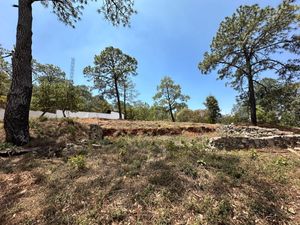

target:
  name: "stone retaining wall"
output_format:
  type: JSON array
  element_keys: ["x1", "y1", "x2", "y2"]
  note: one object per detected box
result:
[
  {"x1": 209, "y1": 135, "x2": 300, "y2": 150},
  {"x1": 210, "y1": 125, "x2": 300, "y2": 150}
]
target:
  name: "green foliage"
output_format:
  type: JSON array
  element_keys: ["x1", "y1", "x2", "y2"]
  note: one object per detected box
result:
[
  {"x1": 31, "y1": 62, "x2": 66, "y2": 113},
  {"x1": 234, "y1": 78, "x2": 300, "y2": 126},
  {"x1": 38, "y1": 116, "x2": 48, "y2": 122},
  {"x1": 180, "y1": 163, "x2": 198, "y2": 179},
  {"x1": 256, "y1": 105, "x2": 278, "y2": 124},
  {"x1": 206, "y1": 199, "x2": 233, "y2": 225},
  {"x1": 0, "y1": 46, "x2": 11, "y2": 100},
  {"x1": 31, "y1": 62, "x2": 87, "y2": 115},
  {"x1": 120, "y1": 79, "x2": 138, "y2": 119},
  {"x1": 110, "y1": 208, "x2": 126, "y2": 222},
  {"x1": 39, "y1": 0, "x2": 136, "y2": 28},
  {"x1": 274, "y1": 157, "x2": 289, "y2": 167},
  {"x1": 250, "y1": 150, "x2": 258, "y2": 160},
  {"x1": 68, "y1": 155, "x2": 86, "y2": 170},
  {"x1": 84, "y1": 46, "x2": 138, "y2": 119},
  {"x1": 204, "y1": 95, "x2": 221, "y2": 124},
  {"x1": 177, "y1": 108, "x2": 208, "y2": 123},
  {"x1": 153, "y1": 76, "x2": 190, "y2": 122},
  {"x1": 219, "y1": 114, "x2": 235, "y2": 125},
  {"x1": 31, "y1": 80, "x2": 57, "y2": 114},
  {"x1": 0, "y1": 70, "x2": 10, "y2": 97},
  {"x1": 0, "y1": 142, "x2": 14, "y2": 151},
  {"x1": 126, "y1": 101, "x2": 152, "y2": 120},
  {"x1": 231, "y1": 102, "x2": 250, "y2": 124},
  {"x1": 55, "y1": 81, "x2": 83, "y2": 114},
  {"x1": 199, "y1": 0, "x2": 300, "y2": 125},
  {"x1": 76, "y1": 86, "x2": 112, "y2": 113}
]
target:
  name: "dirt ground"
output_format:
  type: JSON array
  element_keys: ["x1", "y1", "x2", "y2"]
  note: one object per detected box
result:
[{"x1": 0, "y1": 118, "x2": 299, "y2": 225}]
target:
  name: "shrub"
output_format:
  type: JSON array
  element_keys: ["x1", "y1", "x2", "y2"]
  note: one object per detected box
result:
[
  {"x1": 38, "y1": 116, "x2": 48, "y2": 122},
  {"x1": 250, "y1": 150, "x2": 258, "y2": 160},
  {"x1": 177, "y1": 108, "x2": 208, "y2": 123},
  {"x1": 68, "y1": 155, "x2": 86, "y2": 170}
]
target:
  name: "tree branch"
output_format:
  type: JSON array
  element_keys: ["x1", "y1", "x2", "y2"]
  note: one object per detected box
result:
[
  {"x1": 253, "y1": 79, "x2": 269, "y2": 93},
  {"x1": 0, "y1": 53, "x2": 12, "y2": 59},
  {"x1": 219, "y1": 60, "x2": 248, "y2": 75}
]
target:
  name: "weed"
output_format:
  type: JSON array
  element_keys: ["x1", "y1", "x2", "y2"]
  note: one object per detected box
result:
[
  {"x1": 61, "y1": 117, "x2": 75, "y2": 124},
  {"x1": 185, "y1": 196, "x2": 203, "y2": 213},
  {"x1": 156, "y1": 208, "x2": 171, "y2": 225},
  {"x1": 0, "y1": 142, "x2": 13, "y2": 150},
  {"x1": 181, "y1": 163, "x2": 198, "y2": 179},
  {"x1": 135, "y1": 184, "x2": 154, "y2": 206},
  {"x1": 110, "y1": 208, "x2": 126, "y2": 222},
  {"x1": 250, "y1": 149, "x2": 258, "y2": 160},
  {"x1": 206, "y1": 198, "x2": 233, "y2": 225},
  {"x1": 68, "y1": 155, "x2": 86, "y2": 170},
  {"x1": 66, "y1": 125, "x2": 77, "y2": 136},
  {"x1": 274, "y1": 157, "x2": 289, "y2": 166},
  {"x1": 38, "y1": 116, "x2": 48, "y2": 122},
  {"x1": 197, "y1": 159, "x2": 206, "y2": 166},
  {"x1": 166, "y1": 140, "x2": 178, "y2": 152},
  {"x1": 29, "y1": 119, "x2": 39, "y2": 129}
]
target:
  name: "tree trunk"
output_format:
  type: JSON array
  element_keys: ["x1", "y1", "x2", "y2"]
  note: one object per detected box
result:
[
  {"x1": 4, "y1": 0, "x2": 33, "y2": 146},
  {"x1": 62, "y1": 110, "x2": 66, "y2": 118},
  {"x1": 40, "y1": 111, "x2": 46, "y2": 117},
  {"x1": 166, "y1": 85, "x2": 175, "y2": 122},
  {"x1": 123, "y1": 85, "x2": 127, "y2": 120},
  {"x1": 114, "y1": 77, "x2": 122, "y2": 119},
  {"x1": 248, "y1": 75, "x2": 257, "y2": 126},
  {"x1": 169, "y1": 107, "x2": 175, "y2": 122}
]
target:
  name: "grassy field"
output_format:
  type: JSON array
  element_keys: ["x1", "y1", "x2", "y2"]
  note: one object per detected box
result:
[{"x1": 0, "y1": 118, "x2": 299, "y2": 224}]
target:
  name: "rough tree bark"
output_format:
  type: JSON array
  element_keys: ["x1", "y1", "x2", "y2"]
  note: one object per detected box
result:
[
  {"x1": 248, "y1": 75, "x2": 257, "y2": 126},
  {"x1": 114, "y1": 75, "x2": 122, "y2": 119},
  {"x1": 166, "y1": 86, "x2": 175, "y2": 122},
  {"x1": 169, "y1": 105, "x2": 175, "y2": 122},
  {"x1": 123, "y1": 84, "x2": 127, "y2": 120},
  {"x1": 4, "y1": 0, "x2": 33, "y2": 145},
  {"x1": 246, "y1": 56, "x2": 257, "y2": 126}
]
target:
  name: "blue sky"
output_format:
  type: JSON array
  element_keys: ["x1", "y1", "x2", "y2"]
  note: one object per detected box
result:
[{"x1": 0, "y1": 0, "x2": 286, "y2": 113}]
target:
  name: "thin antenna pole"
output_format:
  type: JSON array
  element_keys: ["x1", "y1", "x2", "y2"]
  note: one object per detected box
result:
[{"x1": 70, "y1": 57, "x2": 75, "y2": 82}]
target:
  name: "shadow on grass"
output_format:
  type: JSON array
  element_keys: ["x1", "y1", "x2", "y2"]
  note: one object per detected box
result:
[
  {"x1": 0, "y1": 137, "x2": 293, "y2": 224},
  {"x1": 200, "y1": 152, "x2": 290, "y2": 224}
]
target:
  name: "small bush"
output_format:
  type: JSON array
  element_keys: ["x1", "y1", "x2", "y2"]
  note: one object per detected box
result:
[
  {"x1": 181, "y1": 164, "x2": 197, "y2": 179},
  {"x1": 274, "y1": 157, "x2": 288, "y2": 167},
  {"x1": 0, "y1": 142, "x2": 13, "y2": 151},
  {"x1": 62, "y1": 117, "x2": 75, "y2": 124},
  {"x1": 39, "y1": 116, "x2": 48, "y2": 122},
  {"x1": 250, "y1": 150, "x2": 258, "y2": 160},
  {"x1": 68, "y1": 155, "x2": 86, "y2": 170},
  {"x1": 110, "y1": 208, "x2": 126, "y2": 222}
]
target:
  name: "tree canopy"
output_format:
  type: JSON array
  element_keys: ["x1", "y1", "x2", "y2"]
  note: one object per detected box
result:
[
  {"x1": 84, "y1": 46, "x2": 138, "y2": 119},
  {"x1": 236, "y1": 78, "x2": 300, "y2": 126},
  {"x1": 153, "y1": 76, "x2": 190, "y2": 122},
  {"x1": 4, "y1": 0, "x2": 136, "y2": 145},
  {"x1": 204, "y1": 95, "x2": 221, "y2": 124},
  {"x1": 199, "y1": 0, "x2": 300, "y2": 125},
  {"x1": 38, "y1": 0, "x2": 136, "y2": 27}
]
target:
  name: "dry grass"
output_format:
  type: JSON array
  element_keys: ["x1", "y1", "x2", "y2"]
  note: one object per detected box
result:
[
  {"x1": 0, "y1": 119, "x2": 299, "y2": 224},
  {"x1": 76, "y1": 118, "x2": 219, "y2": 137}
]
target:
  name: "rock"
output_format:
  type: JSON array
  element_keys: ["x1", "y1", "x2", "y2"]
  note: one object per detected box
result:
[
  {"x1": 88, "y1": 124, "x2": 104, "y2": 141},
  {"x1": 208, "y1": 125, "x2": 300, "y2": 150}
]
